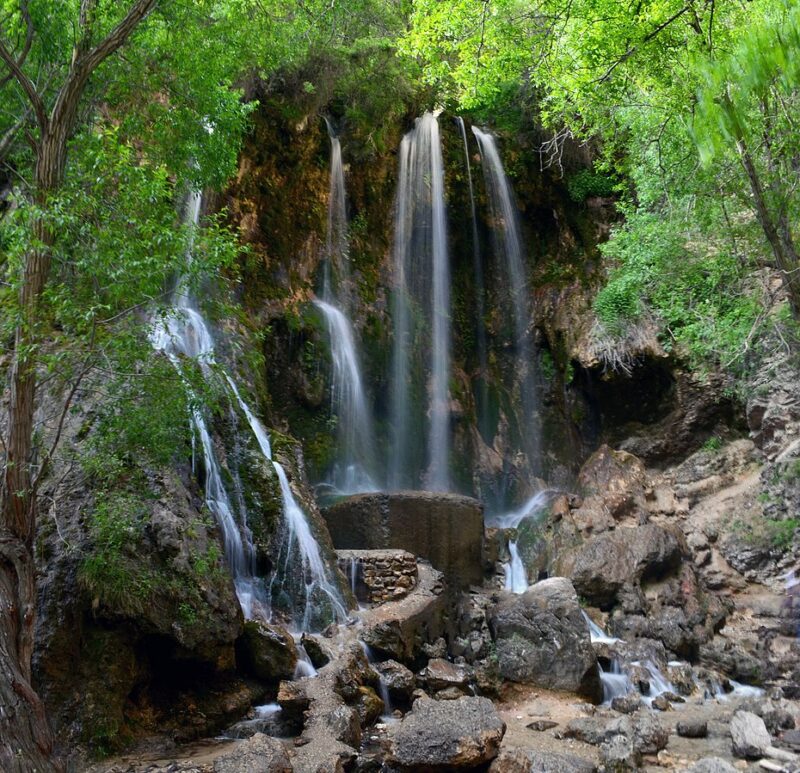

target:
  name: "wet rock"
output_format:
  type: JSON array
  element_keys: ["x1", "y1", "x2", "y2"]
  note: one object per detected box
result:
[
  {"x1": 387, "y1": 696, "x2": 505, "y2": 769},
  {"x1": 301, "y1": 633, "x2": 332, "y2": 669},
  {"x1": 327, "y1": 704, "x2": 361, "y2": 747},
  {"x1": 651, "y1": 694, "x2": 672, "y2": 711},
  {"x1": 373, "y1": 660, "x2": 415, "y2": 703},
  {"x1": 354, "y1": 686, "x2": 384, "y2": 726},
  {"x1": 600, "y1": 734, "x2": 641, "y2": 771},
  {"x1": 277, "y1": 680, "x2": 309, "y2": 721},
  {"x1": 213, "y1": 732, "x2": 292, "y2": 772},
  {"x1": 611, "y1": 695, "x2": 641, "y2": 715},
  {"x1": 488, "y1": 748, "x2": 596, "y2": 772},
  {"x1": 677, "y1": 719, "x2": 708, "y2": 738},
  {"x1": 419, "y1": 658, "x2": 472, "y2": 694},
  {"x1": 686, "y1": 758, "x2": 738, "y2": 773},
  {"x1": 730, "y1": 710, "x2": 772, "y2": 759},
  {"x1": 487, "y1": 577, "x2": 602, "y2": 701},
  {"x1": 237, "y1": 621, "x2": 297, "y2": 682}
]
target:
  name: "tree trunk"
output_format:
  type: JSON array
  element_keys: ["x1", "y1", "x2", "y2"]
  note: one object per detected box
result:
[
  {"x1": 0, "y1": 132, "x2": 66, "y2": 773},
  {"x1": 737, "y1": 139, "x2": 800, "y2": 317}
]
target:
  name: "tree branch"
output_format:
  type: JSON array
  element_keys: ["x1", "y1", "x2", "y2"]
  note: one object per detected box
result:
[
  {"x1": 0, "y1": 32, "x2": 46, "y2": 134},
  {"x1": 0, "y1": 0, "x2": 34, "y2": 89},
  {"x1": 50, "y1": 0, "x2": 159, "y2": 130},
  {"x1": 596, "y1": 4, "x2": 693, "y2": 84}
]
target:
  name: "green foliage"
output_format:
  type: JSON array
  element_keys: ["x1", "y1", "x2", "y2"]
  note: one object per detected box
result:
[
  {"x1": 567, "y1": 168, "x2": 617, "y2": 202},
  {"x1": 702, "y1": 436, "x2": 723, "y2": 453},
  {"x1": 79, "y1": 492, "x2": 155, "y2": 612}
]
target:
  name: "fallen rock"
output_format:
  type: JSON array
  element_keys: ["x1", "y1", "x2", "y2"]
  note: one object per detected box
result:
[
  {"x1": 569, "y1": 525, "x2": 683, "y2": 607},
  {"x1": 611, "y1": 695, "x2": 640, "y2": 715},
  {"x1": 487, "y1": 578, "x2": 602, "y2": 701},
  {"x1": 388, "y1": 696, "x2": 505, "y2": 769},
  {"x1": 419, "y1": 658, "x2": 472, "y2": 694},
  {"x1": 677, "y1": 719, "x2": 708, "y2": 738},
  {"x1": 633, "y1": 712, "x2": 669, "y2": 754},
  {"x1": 489, "y1": 748, "x2": 596, "y2": 772},
  {"x1": 527, "y1": 719, "x2": 558, "y2": 731},
  {"x1": 213, "y1": 732, "x2": 292, "y2": 772},
  {"x1": 373, "y1": 659, "x2": 415, "y2": 703},
  {"x1": 600, "y1": 733, "x2": 641, "y2": 771},
  {"x1": 236, "y1": 621, "x2": 298, "y2": 682},
  {"x1": 730, "y1": 710, "x2": 772, "y2": 759}
]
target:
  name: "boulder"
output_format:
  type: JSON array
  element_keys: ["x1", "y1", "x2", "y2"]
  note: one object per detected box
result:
[
  {"x1": 489, "y1": 748, "x2": 596, "y2": 772},
  {"x1": 632, "y1": 712, "x2": 669, "y2": 754},
  {"x1": 213, "y1": 732, "x2": 292, "y2": 772},
  {"x1": 578, "y1": 445, "x2": 648, "y2": 520},
  {"x1": 569, "y1": 525, "x2": 683, "y2": 607},
  {"x1": 677, "y1": 719, "x2": 708, "y2": 738},
  {"x1": 419, "y1": 658, "x2": 472, "y2": 694},
  {"x1": 237, "y1": 621, "x2": 297, "y2": 682},
  {"x1": 487, "y1": 578, "x2": 602, "y2": 701},
  {"x1": 323, "y1": 492, "x2": 484, "y2": 588},
  {"x1": 373, "y1": 660, "x2": 416, "y2": 703},
  {"x1": 354, "y1": 686, "x2": 384, "y2": 726},
  {"x1": 388, "y1": 696, "x2": 505, "y2": 769},
  {"x1": 600, "y1": 734, "x2": 641, "y2": 771},
  {"x1": 730, "y1": 710, "x2": 771, "y2": 759}
]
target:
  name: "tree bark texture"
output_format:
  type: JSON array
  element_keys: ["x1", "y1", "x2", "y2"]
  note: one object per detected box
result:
[{"x1": 1, "y1": 3, "x2": 159, "y2": 769}]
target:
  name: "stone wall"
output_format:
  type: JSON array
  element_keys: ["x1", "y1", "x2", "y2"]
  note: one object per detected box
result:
[
  {"x1": 324, "y1": 492, "x2": 485, "y2": 589},
  {"x1": 337, "y1": 549, "x2": 418, "y2": 604}
]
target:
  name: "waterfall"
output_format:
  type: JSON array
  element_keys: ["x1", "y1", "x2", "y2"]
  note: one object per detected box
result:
[
  {"x1": 323, "y1": 118, "x2": 348, "y2": 304},
  {"x1": 456, "y1": 118, "x2": 490, "y2": 441},
  {"x1": 582, "y1": 611, "x2": 621, "y2": 644},
  {"x1": 472, "y1": 127, "x2": 540, "y2": 475},
  {"x1": 315, "y1": 125, "x2": 379, "y2": 495},
  {"x1": 152, "y1": 191, "x2": 346, "y2": 632},
  {"x1": 503, "y1": 541, "x2": 528, "y2": 593},
  {"x1": 600, "y1": 660, "x2": 633, "y2": 705},
  {"x1": 488, "y1": 489, "x2": 552, "y2": 529},
  {"x1": 390, "y1": 112, "x2": 451, "y2": 491},
  {"x1": 314, "y1": 300, "x2": 377, "y2": 494},
  {"x1": 227, "y1": 375, "x2": 348, "y2": 631}
]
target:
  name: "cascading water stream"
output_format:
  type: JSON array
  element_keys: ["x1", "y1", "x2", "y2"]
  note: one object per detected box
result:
[
  {"x1": 390, "y1": 112, "x2": 451, "y2": 491},
  {"x1": 322, "y1": 118, "x2": 349, "y2": 304},
  {"x1": 316, "y1": 126, "x2": 379, "y2": 495},
  {"x1": 472, "y1": 127, "x2": 540, "y2": 476},
  {"x1": 503, "y1": 541, "x2": 528, "y2": 594},
  {"x1": 456, "y1": 117, "x2": 490, "y2": 440},
  {"x1": 226, "y1": 376, "x2": 348, "y2": 631},
  {"x1": 314, "y1": 300, "x2": 378, "y2": 494},
  {"x1": 152, "y1": 191, "x2": 346, "y2": 633}
]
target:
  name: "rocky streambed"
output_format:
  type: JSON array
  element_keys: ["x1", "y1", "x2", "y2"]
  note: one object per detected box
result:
[{"x1": 77, "y1": 380, "x2": 800, "y2": 773}]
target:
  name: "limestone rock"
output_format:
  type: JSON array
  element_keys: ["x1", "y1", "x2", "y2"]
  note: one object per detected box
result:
[
  {"x1": 730, "y1": 710, "x2": 771, "y2": 759},
  {"x1": 419, "y1": 658, "x2": 472, "y2": 694},
  {"x1": 373, "y1": 660, "x2": 416, "y2": 703},
  {"x1": 489, "y1": 748, "x2": 596, "y2": 772},
  {"x1": 213, "y1": 733, "x2": 292, "y2": 772},
  {"x1": 237, "y1": 621, "x2": 297, "y2": 682},
  {"x1": 388, "y1": 696, "x2": 505, "y2": 769},
  {"x1": 569, "y1": 525, "x2": 683, "y2": 607},
  {"x1": 600, "y1": 734, "x2": 641, "y2": 771},
  {"x1": 487, "y1": 577, "x2": 602, "y2": 701},
  {"x1": 677, "y1": 719, "x2": 708, "y2": 738}
]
